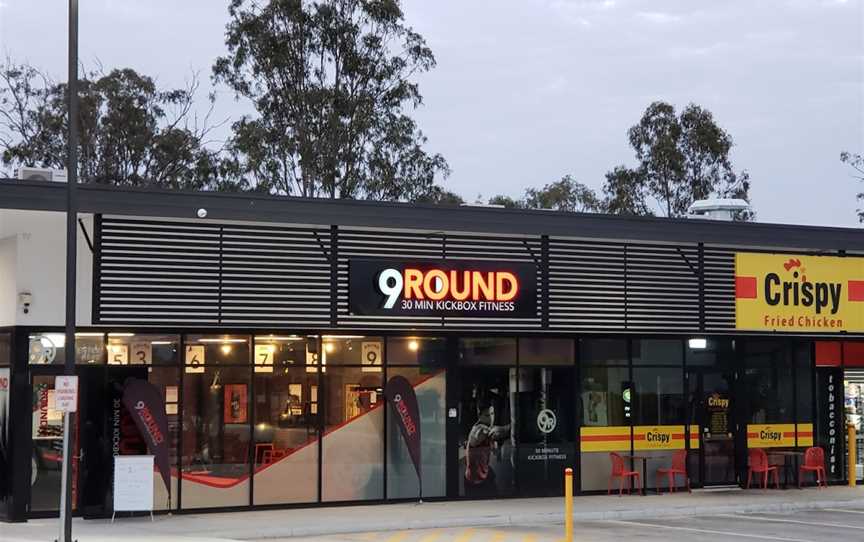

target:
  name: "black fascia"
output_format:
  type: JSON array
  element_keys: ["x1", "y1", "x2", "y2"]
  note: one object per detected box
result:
[{"x1": 2, "y1": 179, "x2": 864, "y2": 251}]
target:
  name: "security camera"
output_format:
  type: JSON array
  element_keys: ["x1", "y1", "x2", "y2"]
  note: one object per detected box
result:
[
  {"x1": 196, "y1": 208, "x2": 208, "y2": 219},
  {"x1": 18, "y1": 292, "x2": 32, "y2": 314}
]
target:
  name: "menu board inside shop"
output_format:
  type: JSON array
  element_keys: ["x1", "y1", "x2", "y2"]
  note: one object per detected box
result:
[{"x1": 706, "y1": 392, "x2": 730, "y2": 437}]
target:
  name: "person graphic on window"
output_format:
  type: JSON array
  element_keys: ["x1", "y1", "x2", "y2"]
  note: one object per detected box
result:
[{"x1": 464, "y1": 401, "x2": 510, "y2": 497}]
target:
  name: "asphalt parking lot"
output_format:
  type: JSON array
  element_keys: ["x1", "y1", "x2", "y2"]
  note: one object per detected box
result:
[{"x1": 271, "y1": 507, "x2": 864, "y2": 542}]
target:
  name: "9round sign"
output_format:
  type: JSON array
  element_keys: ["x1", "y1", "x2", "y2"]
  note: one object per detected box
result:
[{"x1": 349, "y1": 259, "x2": 537, "y2": 318}]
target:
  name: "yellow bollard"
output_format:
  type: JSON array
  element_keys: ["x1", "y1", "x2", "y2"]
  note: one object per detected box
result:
[
  {"x1": 849, "y1": 422, "x2": 857, "y2": 488},
  {"x1": 564, "y1": 467, "x2": 573, "y2": 542}
]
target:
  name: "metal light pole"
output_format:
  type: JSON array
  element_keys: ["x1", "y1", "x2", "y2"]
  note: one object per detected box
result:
[{"x1": 59, "y1": 0, "x2": 79, "y2": 541}]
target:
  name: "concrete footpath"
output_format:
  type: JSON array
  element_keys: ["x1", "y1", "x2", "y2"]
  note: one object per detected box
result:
[{"x1": 1, "y1": 487, "x2": 863, "y2": 541}]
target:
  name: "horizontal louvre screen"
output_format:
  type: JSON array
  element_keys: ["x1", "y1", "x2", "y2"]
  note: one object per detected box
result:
[
  {"x1": 95, "y1": 218, "x2": 749, "y2": 332},
  {"x1": 98, "y1": 218, "x2": 221, "y2": 324},
  {"x1": 703, "y1": 247, "x2": 736, "y2": 331},
  {"x1": 548, "y1": 239, "x2": 626, "y2": 330},
  {"x1": 97, "y1": 217, "x2": 332, "y2": 326}
]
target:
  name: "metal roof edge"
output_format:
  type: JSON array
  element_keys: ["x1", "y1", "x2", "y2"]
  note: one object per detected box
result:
[{"x1": 1, "y1": 179, "x2": 862, "y2": 251}]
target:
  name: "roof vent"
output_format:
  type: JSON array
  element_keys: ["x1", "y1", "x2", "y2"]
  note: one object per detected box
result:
[
  {"x1": 15, "y1": 167, "x2": 68, "y2": 183},
  {"x1": 687, "y1": 198, "x2": 750, "y2": 221}
]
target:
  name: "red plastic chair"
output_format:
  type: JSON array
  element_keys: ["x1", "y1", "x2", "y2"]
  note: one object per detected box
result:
[
  {"x1": 608, "y1": 452, "x2": 642, "y2": 496},
  {"x1": 746, "y1": 448, "x2": 779, "y2": 490},
  {"x1": 656, "y1": 449, "x2": 690, "y2": 493},
  {"x1": 799, "y1": 446, "x2": 827, "y2": 488}
]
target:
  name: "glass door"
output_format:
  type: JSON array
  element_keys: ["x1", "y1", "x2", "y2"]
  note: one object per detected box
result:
[
  {"x1": 515, "y1": 367, "x2": 575, "y2": 496},
  {"x1": 690, "y1": 370, "x2": 738, "y2": 486},
  {"x1": 455, "y1": 368, "x2": 515, "y2": 498},
  {"x1": 29, "y1": 371, "x2": 77, "y2": 513}
]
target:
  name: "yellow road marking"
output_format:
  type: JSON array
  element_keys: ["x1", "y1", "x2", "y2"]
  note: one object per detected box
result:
[
  {"x1": 454, "y1": 528, "x2": 476, "y2": 542},
  {"x1": 488, "y1": 532, "x2": 507, "y2": 542},
  {"x1": 521, "y1": 535, "x2": 538, "y2": 542},
  {"x1": 384, "y1": 532, "x2": 409, "y2": 542},
  {"x1": 418, "y1": 531, "x2": 441, "y2": 542}
]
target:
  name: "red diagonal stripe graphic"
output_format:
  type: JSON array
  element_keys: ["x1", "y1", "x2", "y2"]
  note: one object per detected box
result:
[
  {"x1": 736, "y1": 276, "x2": 757, "y2": 299},
  {"x1": 849, "y1": 280, "x2": 864, "y2": 302}
]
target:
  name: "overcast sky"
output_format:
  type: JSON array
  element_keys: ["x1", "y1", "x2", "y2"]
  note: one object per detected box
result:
[{"x1": 1, "y1": 0, "x2": 862, "y2": 226}]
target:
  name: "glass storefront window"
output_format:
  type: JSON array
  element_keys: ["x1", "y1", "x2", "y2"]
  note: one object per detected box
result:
[
  {"x1": 184, "y1": 335, "x2": 250, "y2": 367},
  {"x1": 322, "y1": 336, "x2": 384, "y2": 372},
  {"x1": 580, "y1": 338, "x2": 627, "y2": 365},
  {"x1": 516, "y1": 367, "x2": 575, "y2": 496},
  {"x1": 518, "y1": 338, "x2": 574, "y2": 365},
  {"x1": 253, "y1": 367, "x2": 319, "y2": 504},
  {"x1": 686, "y1": 338, "x2": 733, "y2": 367},
  {"x1": 27, "y1": 332, "x2": 105, "y2": 365},
  {"x1": 457, "y1": 367, "x2": 515, "y2": 497},
  {"x1": 386, "y1": 367, "x2": 446, "y2": 499},
  {"x1": 742, "y1": 340, "x2": 794, "y2": 424},
  {"x1": 633, "y1": 367, "x2": 685, "y2": 425},
  {"x1": 321, "y1": 366, "x2": 384, "y2": 501},
  {"x1": 458, "y1": 338, "x2": 516, "y2": 365},
  {"x1": 580, "y1": 365, "x2": 629, "y2": 491},
  {"x1": 253, "y1": 335, "x2": 309, "y2": 374},
  {"x1": 794, "y1": 341, "x2": 813, "y2": 426},
  {"x1": 106, "y1": 334, "x2": 179, "y2": 365},
  {"x1": 387, "y1": 337, "x2": 446, "y2": 367},
  {"x1": 581, "y1": 366, "x2": 629, "y2": 427},
  {"x1": 30, "y1": 375, "x2": 76, "y2": 512},
  {"x1": 0, "y1": 331, "x2": 10, "y2": 366},
  {"x1": 181, "y1": 365, "x2": 251, "y2": 509},
  {"x1": 632, "y1": 339, "x2": 683, "y2": 366}
]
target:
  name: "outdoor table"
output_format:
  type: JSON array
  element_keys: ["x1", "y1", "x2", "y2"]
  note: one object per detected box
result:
[
  {"x1": 768, "y1": 450, "x2": 804, "y2": 489},
  {"x1": 621, "y1": 454, "x2": 668, "y2": 494}
]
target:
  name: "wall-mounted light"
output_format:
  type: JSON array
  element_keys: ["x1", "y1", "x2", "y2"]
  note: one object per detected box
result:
[
  {"x1": 324, "y1": 343, "x2": 335, "y2": 354},
  {"x1": 408, "y1": 340, "x2": 419, "y2": 352},
  {"x1": 221, "y1": 344, "x2": 233, "y2": 355},
  {"x1": 688, "y1": 338, "x2": 708, "y2": 350}
]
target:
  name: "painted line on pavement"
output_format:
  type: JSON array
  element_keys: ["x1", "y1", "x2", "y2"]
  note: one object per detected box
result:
[
  {"x1": 822, "y1": 508, "x2": 864, "y2": 515},
  {"x1": 384, "y1": 531, "x2": 410, "y2": 542},
  {"x1": 417, "y1": 531, "x2": 441, "y2": 542},
  {"x1": 716, "y1": 513, "x2": 862, "y2": 530},
  {"x1": 454, "y1": 528, "x2": 476, "y2": 542},
  {"x1": 605, "y1": 519, "x2": 816, "y2": 541},
  {"x1": 487, "y1": 532, "x2": 507, "y2": 542}
]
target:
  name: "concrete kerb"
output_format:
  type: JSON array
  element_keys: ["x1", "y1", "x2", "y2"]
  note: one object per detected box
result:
[{"x1": 249, "y1": 497, "x2": 864, "y2": 539}]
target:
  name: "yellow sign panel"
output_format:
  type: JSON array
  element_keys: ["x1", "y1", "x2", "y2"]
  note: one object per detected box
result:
[
  {"x1": 796, "y1": 423, "x2": 814, "y2": 447},
  {"x1": 746, "y1": 424, "x2": 796, "y2": 448},
  {"x1": 581, "y1": 426, "x2": 701, "y2": 452},
  {"x1": 633, "y1": 425, "x2": 687, "y2": 451},
  {"x1": 580, "y1": 426, "x2": 631, "y2": 452},
  {"x1": 735, "y1": 253, "x2": 864, "y2": 332}
]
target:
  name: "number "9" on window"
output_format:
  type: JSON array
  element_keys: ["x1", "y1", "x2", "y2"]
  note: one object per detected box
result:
[{"x1": 378, "y1": 268, "x2": 403, "y2": 309}]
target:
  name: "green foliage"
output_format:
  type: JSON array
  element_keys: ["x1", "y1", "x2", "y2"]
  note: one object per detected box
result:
[
  {"x1": 604, "y1": 101, "x2": 752, "y2": 220},
  {"x1": 0, "y1": 57, "x2": 230, "y2": 190},
  {"x1": 602, "y1": 166, "x2": 652, "y2": 216},
  {"x1": 524, "y1": 175, "x2": 602, "y2": 212},
  {"x1": 840, "y1": 151, "x2": 864, "y2": 223},
  {"x1": 213, "y1": 0, "x2": 449, "y2": 200},
  {"x1": 488, "y1": 175, "x2": 601, "y2": 212},
  {"x1": 412, "y1": 186, "x2": 464, "y2": 205}
]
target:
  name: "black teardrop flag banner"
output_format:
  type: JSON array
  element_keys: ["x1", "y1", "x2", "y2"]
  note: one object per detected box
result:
[
  {"x1": 122, "y1": 378, "x2": 171, "y2": 491},
  {"x1": 384, "y1": 375, "x2": 422, "y2": 482}
]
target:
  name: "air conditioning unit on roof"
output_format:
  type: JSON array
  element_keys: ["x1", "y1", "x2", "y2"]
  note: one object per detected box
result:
[{"x1": 16, "y1": 167, "x2": 68, "y2": 183}]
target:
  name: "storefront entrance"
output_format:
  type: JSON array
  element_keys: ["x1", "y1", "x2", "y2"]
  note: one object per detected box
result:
[
  {"x1": 28, "y1": 365, "x2": 149, "y2": 516},
  {"x1": 689, "y1": 369, "x2": 740, "y2": 487}
]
